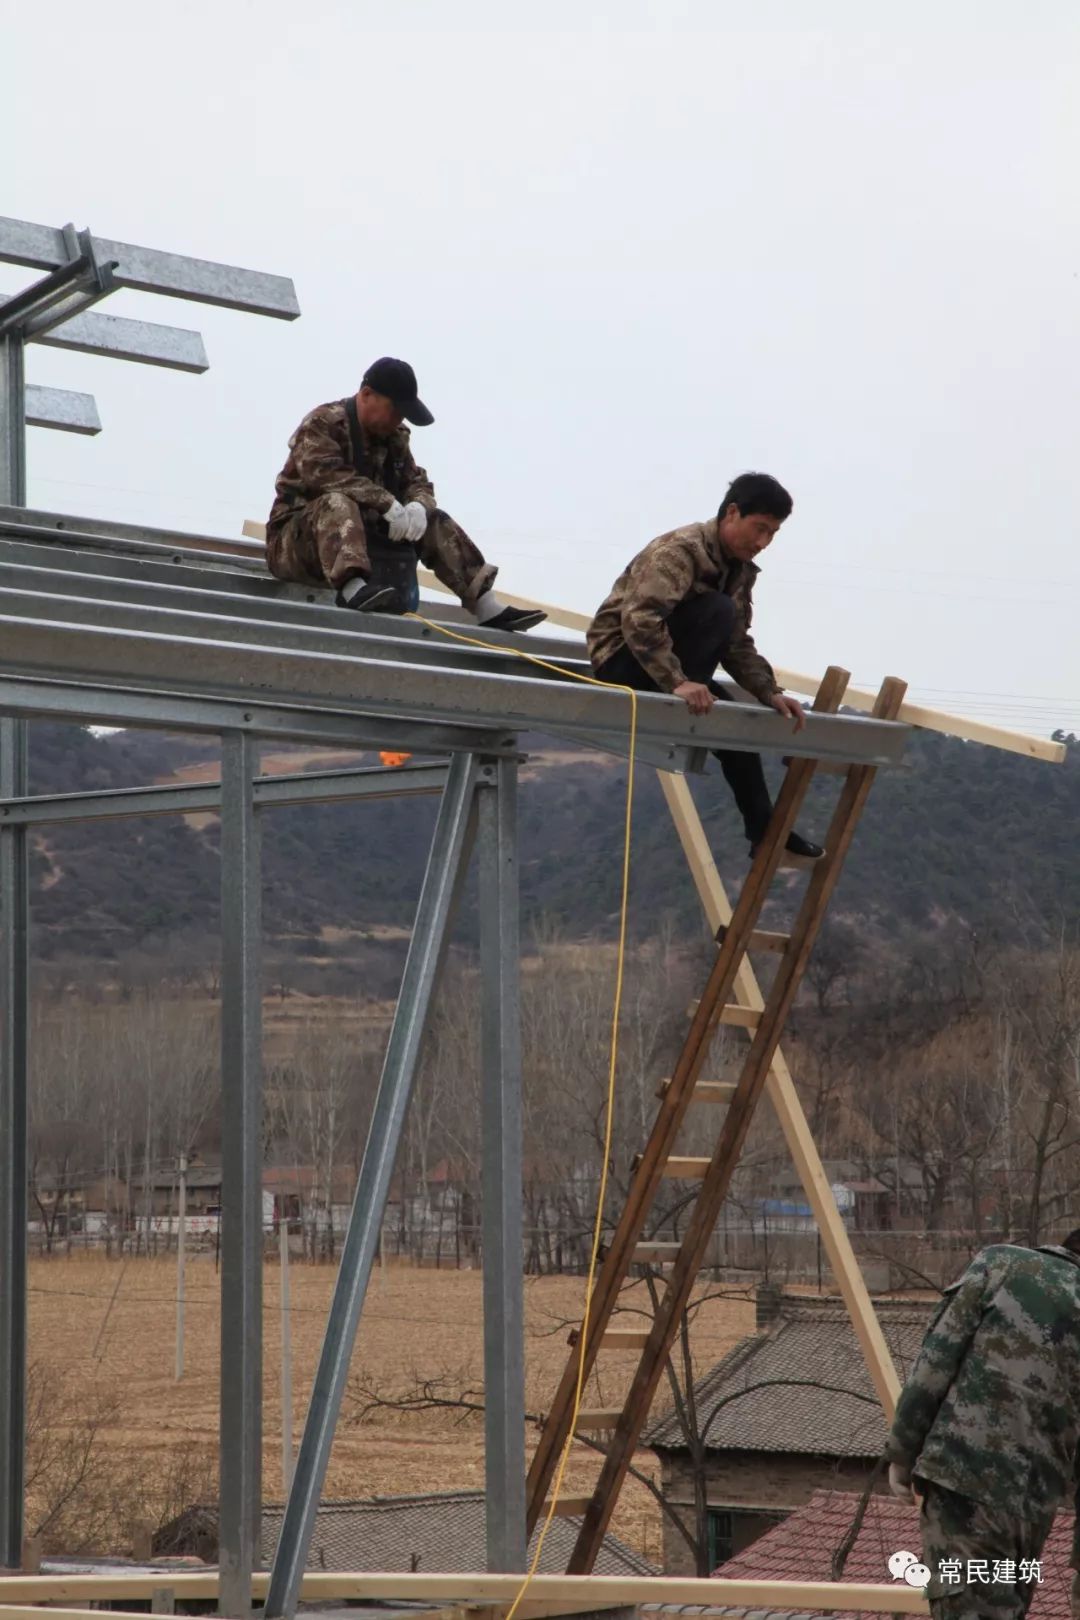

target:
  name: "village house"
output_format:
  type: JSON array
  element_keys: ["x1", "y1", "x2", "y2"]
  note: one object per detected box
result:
[{"x1": 646, "y1": 1286, "x2": 934, "y2": 1575}]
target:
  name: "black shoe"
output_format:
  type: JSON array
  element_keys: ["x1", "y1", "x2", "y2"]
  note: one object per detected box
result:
[
  {"x1": 750, "y1": 830, "x2": 826, "y2": 863},
  {"x1": 484, "y1": 605, "x2": 548, "y2": 632},
  {"x1": 335, "y1": 581, "x2": 399, "y2": 613}
]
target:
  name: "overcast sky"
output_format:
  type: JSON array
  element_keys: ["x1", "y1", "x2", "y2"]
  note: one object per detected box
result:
[{"x1": 3, "y1": 1, "x2": 1077, "y2": 736}]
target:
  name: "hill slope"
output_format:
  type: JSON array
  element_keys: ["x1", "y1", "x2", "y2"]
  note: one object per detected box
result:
[{"x1": 22, "y1": 719, "x2": 1079, "y2": 973}]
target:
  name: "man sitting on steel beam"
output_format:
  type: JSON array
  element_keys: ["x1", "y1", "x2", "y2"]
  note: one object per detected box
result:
[
  {"x1": 266, "y1": 357, "x2": 546, "y2": 631},
  {"x1": 587, "y1": 472, "x2": 823, "y2": 862}
]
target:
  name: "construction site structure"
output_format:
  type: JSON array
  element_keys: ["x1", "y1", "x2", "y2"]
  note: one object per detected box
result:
[{"x1": 0, "y1": 214, "x2": 1062, "y2": 1620}]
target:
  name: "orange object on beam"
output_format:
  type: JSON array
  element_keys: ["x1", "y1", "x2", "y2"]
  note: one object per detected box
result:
[{"x1": 379, "y1": 751, "x2": 411, "y2": 768}]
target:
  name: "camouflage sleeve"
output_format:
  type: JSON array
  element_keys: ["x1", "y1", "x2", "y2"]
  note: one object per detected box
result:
[
  {"x1": 399, "y1": 444, "x2": 437, "y2": 513},
  {"x1": 722, "y1": 589, "x2": 780, "y2": 703},
  {"x1": 886, "y1": 1255, "x2": 991, "y2": 1470},
  {"x1": 720, "y1": 627, "x2": 781, "y2": 705},
  {"x1": 289, "y1": 412, "x2": 396, "y2": 514},
  {"x1": 619, "y1": 543, "x2": 698, "y2": 692}
]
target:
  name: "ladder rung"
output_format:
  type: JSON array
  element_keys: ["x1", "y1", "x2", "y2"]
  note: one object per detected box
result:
[
  {"x1": 542, "y1": 1495, "x2": 595, "y2": 1516},
  {"x1": 685, "y1": 1000, "x2": 761, "y2": 1027},
  {"x1": 633, "y1": 1242, "x2": 681, "y2": 1263},
  {"x1": 720, "y1": 1004, "x2": 761, "y2": 1028},
  {"x1": 656, "y1": 1077, "x2": 737, "y2": 1104},
  {"x1": 693, "y1": 1081, "x2": 737, "y2": 1104},
  {"x1": 574, "y1": 1410, "x2": 623, "y2": 1431},
  {"x1": 662, "y1": 1156, "x2": 710, "y2": 1179},
  {"x1": 567, "y1": 1326, "x2": 653, "y2": 1348},
  {"x1": 717, "y1": 926, "x2": 791, "y2": 953}
]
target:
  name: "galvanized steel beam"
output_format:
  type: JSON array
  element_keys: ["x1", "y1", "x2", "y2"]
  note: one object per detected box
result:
[
  {"x1": 219, "y1": 733, "x2": 263, "y2": 1617},
  {"x1": 265, "y1": 754, "x2": 480, "y2": 1619},
  {"x1": 0, "y1": 718, "x2": 28, "y2": 1569},
  {"x1": 0, "y1": 610, "x2": 909, "y2": 765},
  {"x1": 0, "y1": 674, "x2": 516, "y2": 757},
  {"x1": 477, "y1": 756, "x2": 526, "y2": 1572},
  {"x1": 0, "y1": 215, "x2": 300, "y2": 320},
  {"x1": 0, "y1": 762, "x2": 449, "y2": 826},
  {"x1": 27, "y1": 309, "x2": 208, "y2": 373},
  {"x1": 24, "y1": 385, "x2": 101, "y2": 435}
]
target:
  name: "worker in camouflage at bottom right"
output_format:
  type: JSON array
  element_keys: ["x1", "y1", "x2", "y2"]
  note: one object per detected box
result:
[{"x1": 886, "y1": 1233, "x2": 1080, "y2": 1620}]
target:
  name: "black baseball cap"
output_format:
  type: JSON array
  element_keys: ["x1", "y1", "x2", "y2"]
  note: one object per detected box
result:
[{"x1": 361, "y1": 357, "x2": 434, "y2": 426}]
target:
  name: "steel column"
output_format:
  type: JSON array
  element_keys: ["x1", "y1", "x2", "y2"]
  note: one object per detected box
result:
[
  {"x1": 0, "y1": 317, "x2": 28, "y2": 1572},
  {"x1": 0, "y1": 717, "x2": 28, "y2": 1570},
  {"x1": 264, "y1": 752, "x2": 480, "y2": 1620},
  {"x1": 219, "y1": 734, "x2": 263, "y2": 1617},
  {"x1": 476, "y1": 756, "x2": 526, "y2": 1571}
]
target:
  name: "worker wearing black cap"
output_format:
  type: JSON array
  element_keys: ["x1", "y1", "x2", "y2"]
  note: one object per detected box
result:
[{"x1": 266, "y1": 357, "x2": 546, "y2": 630}]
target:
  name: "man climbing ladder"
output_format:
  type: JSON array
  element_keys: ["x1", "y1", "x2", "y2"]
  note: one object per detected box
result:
[{"x1": 265, "y1": 356, "x2": 546, "y2": 631}]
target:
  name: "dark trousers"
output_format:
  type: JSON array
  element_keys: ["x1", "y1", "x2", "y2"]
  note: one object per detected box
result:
[{"x1": 594, "y1": 592, "x2": 775, "y2": 844}]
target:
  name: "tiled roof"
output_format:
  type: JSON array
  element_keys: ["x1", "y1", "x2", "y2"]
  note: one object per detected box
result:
[
  {"x1": 647, "y1": 1297, "x2": 933, "y2": 1456},
  {"x1": 711, "y1": 1489, "x2": 1074, "y2": 1620},
  {"x1": 157, "y1": 1492, "x2": 655, "y2": 1576},
  {"x1": 260, "y1": 1491, "x2": 655, "y2": 1576}
]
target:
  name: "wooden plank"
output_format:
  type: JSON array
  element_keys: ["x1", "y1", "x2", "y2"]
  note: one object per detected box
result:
[
  {"x1": 567, "y1": 676, "x2": 908, "y2": 1572},
  {"x1": 0, "y1": 1574, "x2": 932, "y2": 1613},
  {"x1": 524, "y1": 668, "x2": 851, "y2": 1536},
  {"x1": 540, "y1": 1496, "x2": 595, "y2": 1516},
  {"x1": 659, "y1": 770, "x2": 903, "y2": 1416},
  {"x1": 0, "y1": 1572, "x2": 930, "y2": 1614}
]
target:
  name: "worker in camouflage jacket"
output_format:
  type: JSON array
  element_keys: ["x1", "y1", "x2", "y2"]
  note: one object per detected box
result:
[
  {"x1": 588, "y1": 472, "x2": 821, "y2": 861},
  {"x1": 887, "y1": 1233, "x2": 1080, "y2": 1620},
  {"x1": 266, "y1": 357, "x2": 544, "y2": 630}
]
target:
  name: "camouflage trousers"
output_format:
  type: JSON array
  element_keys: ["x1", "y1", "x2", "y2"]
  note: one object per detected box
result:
[
  {"x1": 919, "y1": 1480, "x2": 1051, "y2": 1620},
  {"x1": 265, "y1": 492, "x2": 496, "y2": 609}
]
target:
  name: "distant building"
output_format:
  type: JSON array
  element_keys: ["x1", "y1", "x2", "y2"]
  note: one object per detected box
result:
[{"x1": 646, "y1": 1288, "x2": 933, "y2": 1575}]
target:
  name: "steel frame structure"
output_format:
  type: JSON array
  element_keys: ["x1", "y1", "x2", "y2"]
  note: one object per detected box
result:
[{"x1": 0, "y1": 214, "x2": 909, "y2": 1618}]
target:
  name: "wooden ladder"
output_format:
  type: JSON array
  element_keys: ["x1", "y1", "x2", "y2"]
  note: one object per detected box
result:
[{"x1": 524, "y1": 667, "x2": 907, "y2": 1571}]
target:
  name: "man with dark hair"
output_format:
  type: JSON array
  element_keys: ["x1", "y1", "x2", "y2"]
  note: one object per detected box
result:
[
  {"x1": 266, "y1": 357, "x2": 545, "y2": 630},
  {"x1": 587, "y1": 473, "x2": 822, "y2": 860},
  {"x1": 887, "y1": 1231, "x2": 1080, "y2": 1620}
]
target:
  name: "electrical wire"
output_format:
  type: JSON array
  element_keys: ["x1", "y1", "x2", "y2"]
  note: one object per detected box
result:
[{"x1": 406, "y1": 610, "x2": 637, "y2": 1612}]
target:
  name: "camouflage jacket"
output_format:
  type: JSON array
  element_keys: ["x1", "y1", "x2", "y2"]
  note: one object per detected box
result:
[
  {"x1": 267, "y1": 400, "x2": 436, "y2": 532},
  {"x1": 586, "y1": 516, "x2": 780, "y2": 699},
  {"x1": 887, "y1": 1243, "x2": 1080, "y2": 1556}
]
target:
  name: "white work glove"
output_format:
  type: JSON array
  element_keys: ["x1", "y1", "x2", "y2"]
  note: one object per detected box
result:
[
  {"x1": 401, "y1": 500, "x2": 428, "y2": 543},
  {"x1": 888, "y1": 1462, "x2": 917, "y2": 1503},
  {"x1": 383, "y1": 499, "x2": 410, "y2": 541}
]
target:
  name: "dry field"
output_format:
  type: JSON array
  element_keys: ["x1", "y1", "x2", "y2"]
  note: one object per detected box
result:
[{"x1": 28, "y1": 1255, "x2": 756, "y2": 1563}]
